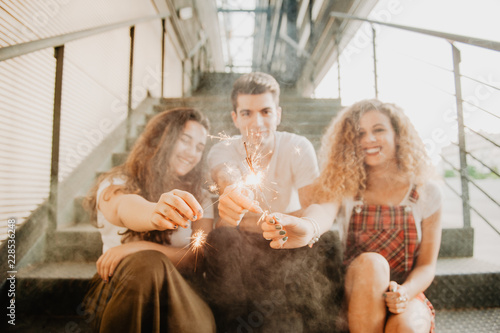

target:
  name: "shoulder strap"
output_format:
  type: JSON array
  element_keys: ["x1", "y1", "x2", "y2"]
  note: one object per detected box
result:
[{"x1": 408, "y1": 184, "x2": 419, "y2": 203}]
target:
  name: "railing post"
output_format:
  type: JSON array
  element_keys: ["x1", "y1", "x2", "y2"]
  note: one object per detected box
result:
[
  {"x1": 181, "y1": 59, "x2": 185, "y2": 97},
  {"x1": 335, "y1": 35, "x2": 341, "y2": 99},
  {"x1": 49, "y1": 45, "x2": 64, "y2": 232},
  {"x1": 451, "y1": 43, "x2": 471, "y2": 229},
  {"x1": 127, "y1": 26, "x2": 135, "y2": 139},
  {"x1": 161, "y1": 18, "x2": 166, "y2": 99},
  {"x1": 371, "y1": 25, "x2": 379, "y2": 98}
]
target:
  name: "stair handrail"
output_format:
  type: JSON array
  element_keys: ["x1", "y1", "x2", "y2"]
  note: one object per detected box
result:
[
  {"x1": 329, "y1": 12, "x2": 500, "y2": 52},
  {"x1": 0, "y1": 13, "x2": 170, "y2": 62}
]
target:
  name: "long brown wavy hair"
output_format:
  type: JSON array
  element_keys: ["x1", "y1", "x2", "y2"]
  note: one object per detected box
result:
[
  {"x1": 84, "y1": 107, "x2": 210, "y2": 245},
  {"x1": 314, "y1": 99, "x2": 433, "y2": 203}
]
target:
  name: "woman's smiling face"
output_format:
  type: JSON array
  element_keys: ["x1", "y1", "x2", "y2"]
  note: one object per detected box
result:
[
  {"x1": 358, "y1": 110, "x2": 397, "y2": 168},
  {"x1": 169, "y1": 120, "x2": 207, "y2": 176}
]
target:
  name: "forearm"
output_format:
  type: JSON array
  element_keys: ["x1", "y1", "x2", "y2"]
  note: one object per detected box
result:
[
  {"x1": 402, "y1": 264, "x2": 436, "y2": 299},
  {"x1": 302, "y1": 203, "x2": 338, "y2": 235},
  {"x1": 402, "y1": 209, "x2": 442, "y2": 299},
  {"x1": 116, "y1": 194, "x2": 156, "y2": 231}
]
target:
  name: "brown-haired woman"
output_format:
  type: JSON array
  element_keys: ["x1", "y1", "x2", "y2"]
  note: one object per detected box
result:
[{"x1": 82, "y1": 108, "x2": 216, "y2": 332}]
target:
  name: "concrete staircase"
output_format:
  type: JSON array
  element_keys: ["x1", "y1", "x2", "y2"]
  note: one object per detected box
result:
[{"x1": 11, "y1": 73, "x2": 500, "y2": 332}]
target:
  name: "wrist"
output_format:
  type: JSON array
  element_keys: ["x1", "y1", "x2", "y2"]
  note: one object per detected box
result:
[
  {"x1": 303, "y1": 217, "x2": 320, "y2": 248},
  {"x1": 147, "y1": 201, "x2": 160, "y2": 230}
]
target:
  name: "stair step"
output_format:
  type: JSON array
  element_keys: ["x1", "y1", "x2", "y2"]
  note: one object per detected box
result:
[
  {"x1": 435, "y1": 307, "x2": 500, "y2": 332},
  {"x1": 15, "y1": 255, "x2": 500, "y2": 317},
  {"x1": 155, "y1": 101, "x2": 340, "y2": 114},
  {"x1": 126, "y1": 136, "x2": 137, "y2": 150},
  {"x1": 46, "y1": 224, "x2": 102, "y2": 262},
  {"x1": 15, "y1": 306, "x2": 500, "y2": 332},
  {"x1": 73, "y1": 196, "x2": 90, "y2": 224},
  {"x1": 17, "y1": 261, "x2": 96, "y2": 316},
  {"x1": 426, "y1": 258, "x2": 500, "y2": 309},
  {"x1": 159, "y1": 95, "x2": 341, "y2": 105},
  {"x1": 112, "y1": 152, "x2": 128, "y2": 167},
  {"x1": 13, "y1": 314, "x2": 94, "y2": 333}
]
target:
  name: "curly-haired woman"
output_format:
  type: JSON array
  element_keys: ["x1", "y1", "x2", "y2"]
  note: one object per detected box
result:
[
  {"x1": 321, "y1": 99, "x2": 442, "y2": 332},
  {"x1": 82, "y1": 108, "x2": 216, "y2": 332},
  {"x1": 262, "y1": 99, "x2": 442, "y2": 332}
]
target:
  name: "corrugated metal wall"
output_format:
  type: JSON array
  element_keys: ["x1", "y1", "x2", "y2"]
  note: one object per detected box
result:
[
  {"x1": 0, "y1": 49, "x2": 55, "y2": 237},
  {"x1": 0, "y1": 0, "x2": 183, "y2": 241}
]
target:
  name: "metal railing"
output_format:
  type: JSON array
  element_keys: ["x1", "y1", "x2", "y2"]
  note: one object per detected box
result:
[
  {"x1": 330, "y1": 12, "x2": 500, "y2": 236},
  {"x1": 0, "y1": 8, "x2": 212, "y2": 245},
  {"x1": 0, "y1": 14, "x2": 172, "y2": 231}
]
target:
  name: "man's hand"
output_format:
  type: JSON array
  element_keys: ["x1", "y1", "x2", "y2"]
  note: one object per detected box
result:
[{"x1": 218, "y1": 184, "x2": 263, "y2": 226}]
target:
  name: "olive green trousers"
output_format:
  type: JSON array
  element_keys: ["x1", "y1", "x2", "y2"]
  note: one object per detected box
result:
[{"x1": 83, "y1": 250, "x2": 216, "y2": 332}]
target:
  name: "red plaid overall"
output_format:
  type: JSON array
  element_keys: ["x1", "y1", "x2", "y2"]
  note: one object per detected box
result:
[{"x1": 344, "y1": 185, "x2": 435, "y2": 332}]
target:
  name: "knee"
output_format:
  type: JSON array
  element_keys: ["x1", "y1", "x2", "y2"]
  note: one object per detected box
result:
[
  {"x1": 117, "y1": 250, "x2": 172, "y2": 285},
  {"x1": 386, "y1": 301, "x2": 432, "y2": 333},
  {"x1": 385, "y1": 317, "x2": 426, "y2": 333},
  {"x1": 347, "y1": 252, "x2": 390, "y2": 283}
]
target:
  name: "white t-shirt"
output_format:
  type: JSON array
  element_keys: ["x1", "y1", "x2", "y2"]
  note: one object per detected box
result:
[
  {"x1": 335, "y1": 181, "x2": 443, "y2": 245},
  {"x1": 207, "y1": 131, "x2": 319, "y2": 213},
  {"x1": 96, "y1": 177, "x2": 214, "y2": 252}
]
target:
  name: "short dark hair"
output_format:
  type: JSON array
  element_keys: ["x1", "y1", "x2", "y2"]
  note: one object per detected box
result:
[{"x1": 231, "y1": 72, "x2": 280, "y2": 111}]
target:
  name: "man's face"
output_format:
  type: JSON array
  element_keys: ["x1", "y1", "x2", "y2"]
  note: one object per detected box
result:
[{"x1": 231, "y1": 92, "x2": 281, "y2": 150}]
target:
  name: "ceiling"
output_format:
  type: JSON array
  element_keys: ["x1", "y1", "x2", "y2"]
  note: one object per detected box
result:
[{"x1": 169, "y1": 0, "x2": 379, "y2": 93}]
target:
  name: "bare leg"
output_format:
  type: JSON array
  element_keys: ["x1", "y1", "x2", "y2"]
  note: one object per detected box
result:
[
  {"x1": 385, "y1": 298, "x2": 431, "y2": 333},
  {"x1": 345, "y1": 252, "x2": 390, "y2": 333}
]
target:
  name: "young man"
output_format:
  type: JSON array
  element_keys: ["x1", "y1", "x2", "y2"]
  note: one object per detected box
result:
[
  {"x1": 203, "y1": 72, "x2": 344, "y2": 332},
  {"x1": 208, "y1": 72, "x2": 319, "y2": 229}
]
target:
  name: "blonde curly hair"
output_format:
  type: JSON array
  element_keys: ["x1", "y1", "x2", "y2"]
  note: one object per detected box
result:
[{"x1": 314, "y1": 99, "x2": 433, "y2": 203}]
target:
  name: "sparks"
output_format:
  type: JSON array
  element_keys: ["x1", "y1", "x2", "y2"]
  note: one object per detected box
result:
[
  {"x1": 244, "y1": 171, "x2": 263, "y2": 187},
  {"x1": 225, "y1": 163, "x2": 237, "y2": 175},
  {"x1": 208, "y1": 183, "x2": 219, "y2": 194},
  {"x1": 190, "y1": 229, "x2": 207, "y2": 252},
  {"x1": 241, "y1": 141, "x2": 278, "y2": 217},
  {"x1": 208, "y1": 132, "x2": 236, "y2": 146},
  {"x1": 176, "y1": 229, "x2": 211, "y2": 272},
  {"x1": 257, "y1": 210, "x2": 269, "y2": 225}
]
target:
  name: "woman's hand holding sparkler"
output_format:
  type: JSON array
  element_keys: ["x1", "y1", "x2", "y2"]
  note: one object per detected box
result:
[
  {"x1": 261, "y1": 213, "x2": 316, "y2": 249},
  {"x1": 218, "y1": 184, "x2": 263, "y2": 226},
  {"x1": 150, "y1": 190, "x2": 203, "y2": 230}
]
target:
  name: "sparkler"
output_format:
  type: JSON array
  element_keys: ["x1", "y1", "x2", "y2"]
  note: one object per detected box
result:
[
  {"x1": 208, "y1": 183, "x2": 219, "y2": 194},
  {"x1": 208, "y1": 132, "x2": 236, "y2": 145},
  {"x1": 204, "y1": 131, "x2": 278, "y2": 226},
  {"x1": 176, "y1": 229, "x2": 212, "y2": 271},
  {"x1": 242, "y1": 140, "x2": 275, "y2": 225},
  {"x1": 189, "y1": 229, "x2": 207, "y2": 271}
]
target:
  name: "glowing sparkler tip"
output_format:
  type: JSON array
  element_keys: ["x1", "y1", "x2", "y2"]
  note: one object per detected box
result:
[
  {"x1": 245, "y1": 172, "x2": 263, "y2": 187},
  {"x1": 209, "y1": 184, "x2": 219, "y2": 193},
  {"x1": 191, "y1": 230, "x2": 207, "y2": 252}
]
